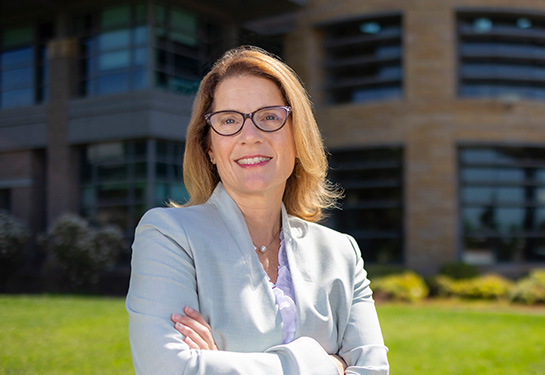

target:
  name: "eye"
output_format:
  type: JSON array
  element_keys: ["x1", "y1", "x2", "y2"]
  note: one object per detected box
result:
[
  {"x1": 214, "y1": 112, "x2": 241, "y2": 126},
  {"x1": 221, "y1": 117, "x2": 237, "y2": 125},
  {"x1": 258, "y1": 111, "x2": 280, "y2": 122}
]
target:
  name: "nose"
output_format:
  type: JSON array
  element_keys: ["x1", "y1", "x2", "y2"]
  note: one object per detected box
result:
[{"x1": 238, "y1": 116, "x2": 262, "y2": 143}]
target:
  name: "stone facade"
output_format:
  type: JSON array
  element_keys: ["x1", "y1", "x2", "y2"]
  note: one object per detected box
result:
[{"x1": 285, "y1": 0, "x2": 545, "y2": 274}]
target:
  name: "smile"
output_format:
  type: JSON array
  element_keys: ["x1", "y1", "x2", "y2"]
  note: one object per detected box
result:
[{"x1": 236, "y1": 156, "x2": 271, "y2": 165}]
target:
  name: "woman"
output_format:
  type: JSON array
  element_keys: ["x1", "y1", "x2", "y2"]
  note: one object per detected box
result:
[{"x1": 126, "y1": 46, "x2": 389, "y2": 375}]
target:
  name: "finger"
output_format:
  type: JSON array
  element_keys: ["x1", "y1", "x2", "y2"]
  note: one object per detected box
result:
[
  {"x1": 184, "y1": 306, "x2": 212, "y2": 329},
  {"x1": 172, "y1": 310, "x2": 210, "y2": 331},
  {"x1": 171, "y1": 313, "x2": 183, "y2": 323},
  {"x1": 172, "y1": 309, "x2": 218, "y2": 350},
  {"x1": 180, "y1": 309, "x2": 216, "y2": 349},
  {"x1": 178, "y1": 317, "x2": 216, "y2": 350},
  {"x1": 183, "y1": 335, "x2": 200, "y2": 350},
  {"x1": 175, "y1": 322, "x2": 211, "y2": 350}
]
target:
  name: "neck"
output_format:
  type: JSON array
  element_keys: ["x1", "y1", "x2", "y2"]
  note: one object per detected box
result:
[{"x1": 225, "y1": 187, "x2": 283, "y2": 246}]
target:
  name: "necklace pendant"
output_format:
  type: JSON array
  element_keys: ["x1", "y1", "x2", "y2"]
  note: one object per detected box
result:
[{"x1": 260, "y1": 245, "x2": 267, "y2": 253}]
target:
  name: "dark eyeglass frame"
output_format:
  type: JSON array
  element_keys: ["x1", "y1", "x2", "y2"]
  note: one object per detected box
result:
[{"x1": 204, "y1": 105, "x2": 292, "y2": 136}]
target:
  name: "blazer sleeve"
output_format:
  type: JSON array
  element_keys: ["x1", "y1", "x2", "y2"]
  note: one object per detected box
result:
[
  {"x1": 338, "y1": 235, "x2": 390, "y2": 375},
  {"x1": 126, "y1": 208, "x2": 340, "y2": 375}
]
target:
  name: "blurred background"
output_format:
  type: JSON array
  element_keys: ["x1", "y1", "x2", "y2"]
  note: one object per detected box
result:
[{"x1": 1, "y1": 0, "x2": 545, "y2": 294}]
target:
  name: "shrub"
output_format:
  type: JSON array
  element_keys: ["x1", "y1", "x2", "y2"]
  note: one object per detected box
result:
[
  {"x1": 41, "y1": 214, "x2": 125, "y2": 291},
  {"x1": 439, "y1": 262, "x2": 479, "y2": 280},
  {"x1": 509, "y1": 270, "x2": 545, "y2": 305},
  {"x1": 427, "y1": 275, "x2": 457, "y2": 297},
  {"x1": 373, "y1": 271, "x2": 429, "y2": 302},
  {"x1": 428, "y1": 273, "x2": 514, "y2": 300},
  {"x1": 366, "y1": 264, "x2": 407, "y2": 279},
  {"x1": 453, "y1": 274, "x2": 514, "y2": 300},
  {"x1": 0, "y1": 211, "x2": 30, "y2": 288}
]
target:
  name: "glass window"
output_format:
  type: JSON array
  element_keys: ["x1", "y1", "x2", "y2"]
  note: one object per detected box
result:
[
  {"x1": 87, "y1": 142, "x2": 126, "y2": 162},
  {"x1": 80, "y1": 140, "x2": 186, "y2": 238},
  {"x1": 458, "y1": 12, "x2": 545, "y2": 100},
  {"x1": 170, "y1": 183, "x2": 189, "y2": 203},
  {"x1": 328, "y1": 146, "x2": 404, "y2": 264},
  {"x1": 152, "y1": 3, "x2": 221, "y2": 96},
  {"x1": 0, "y1": 189, "x2": 11, "y2": 212},
  {"x1": 100, "y1": 6, "x2": 131, "y2": 29},
  {"x1": 2, "y1": 27, "x2": 32, "y2": 47},
  {"x1": 321, "y1": 14, "x2": 403, "y2": 104},
  {"x1": 1, "y1": 47, "x2": 32, "y2": 68},
  {"x1": 1, "y1": 88, "x2": 33, "y2": 108},
  {"x1": 1, "y1": 28, "x2": 33, "y2": 108},
  {"x1": 0, "y1": 23, "x2": 52, "y2": 109},
  {"x1": 170, "y1": 9, "x2": 199, "y2": 46},
  {"x1": 98, "y1": 50, "x2": 131, "y2": 70},
  {"x1": 459, "y1": 146, "x2": 545, "y2": 264},
  {"x1": 78, "y1": 4, "x2": 149, "y2": 97},
  {"x1": 97, "y1": 164, "x2": 128, "y2": 182},
  {"x1": 97, "y1": 29, "x2": 131, "y2": 51}
]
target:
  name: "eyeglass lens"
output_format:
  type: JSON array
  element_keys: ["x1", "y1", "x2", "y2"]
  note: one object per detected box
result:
[{"x1": 208, "y1": 106, "x2": 289, "y2": 135}]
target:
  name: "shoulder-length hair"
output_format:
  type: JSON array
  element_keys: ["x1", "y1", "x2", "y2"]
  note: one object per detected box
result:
[{"x1": 181, "y1": 46, "x2": 341, "y2": 222}]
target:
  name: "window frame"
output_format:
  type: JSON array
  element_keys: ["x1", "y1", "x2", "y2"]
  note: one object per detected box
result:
[
  {"x1": 458, "y1": 144, "x2": 545, "y2": 264},
  {"x1": 327, "y1": 145, "x2": 405, "y2": 264},
  {"x1": 318, "y1": 12, "x2": 404, "y2": 105},
  {"x1": 457, "y1": 10, "x2": 545, "y2": 100}
]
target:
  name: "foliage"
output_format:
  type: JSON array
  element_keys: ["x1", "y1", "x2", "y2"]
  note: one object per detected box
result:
[
  {"x1": 429, "y1": 273, "x2": 514, "y2": 300},
  {"x1": 455, "y1": 274, "x2": 514, "y2": 299},
  {"x1": 373, "y1": 271, "x2": 429, "y2": 302},
  {"x1": 427, "y1": 274, "x2": 456, "y2": 297},
  {"x1": 509, "y1": 269, "x2": 545, "y2": 305},
  {"x1": 0, "y1": 211, "x2": 30, "y2": 287},
  {"x1": 439, "y1": 261, "x2": 479, "y2": 280},
  {"x1": 40, "y1": 214, "x2": 125, "y2": 291},
  {"x1": 366, "y1": 264, "x2": 406, "y2": 279}
]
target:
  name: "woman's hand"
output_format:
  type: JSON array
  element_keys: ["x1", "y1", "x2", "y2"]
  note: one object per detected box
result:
[
  {"x1": 329, "y1": 354, "x2": 347, "y2": 375},
  {"x1": 171, "y1": 306, "x2": 218, "y2": 351}
]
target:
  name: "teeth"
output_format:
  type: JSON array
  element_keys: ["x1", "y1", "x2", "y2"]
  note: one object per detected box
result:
[{"x1": 237, "y1": 157, "x2": 270, "y2": 165}]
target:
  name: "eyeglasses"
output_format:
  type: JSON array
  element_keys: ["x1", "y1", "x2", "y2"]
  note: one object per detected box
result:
[{"x1": 205, "y1": 105, "x2": 292, "y2": 136}]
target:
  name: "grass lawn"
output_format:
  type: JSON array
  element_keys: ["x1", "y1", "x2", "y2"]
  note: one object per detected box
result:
[
  {"x1": 1, "y1": 295, "x2": 544, "y2": 375},
  {"x1": 378, "y1": 299, "x2": 545, "y2": 375},
  {"x1": 0, "y1": 295, "x2": 132, "y2": 375}
]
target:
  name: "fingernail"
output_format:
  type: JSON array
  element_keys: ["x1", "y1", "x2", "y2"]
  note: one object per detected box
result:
[
  {"x1": 175, "y1": 322, "x2": 184, "y2": 330},
  {"x1": 185, "y1": 306, "x2": 194, "y2": 313},
  {"x1": 172, "y1": 314, "x2": 181, "y2": 321}
]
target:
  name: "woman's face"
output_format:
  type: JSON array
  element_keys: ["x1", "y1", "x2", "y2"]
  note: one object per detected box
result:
[{"x1": 207, "y1": 75, "x2": 296, "y2": 202}]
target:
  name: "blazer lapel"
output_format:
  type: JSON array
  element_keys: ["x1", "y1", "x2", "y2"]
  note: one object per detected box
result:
[{"x1": 208, "y1": 183, "x2": 269, "y2": 286}]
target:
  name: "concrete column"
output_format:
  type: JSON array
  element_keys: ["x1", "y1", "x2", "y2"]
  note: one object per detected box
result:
[{"x1": 46, "y1": 37, "x2": 79, "y2": 226}]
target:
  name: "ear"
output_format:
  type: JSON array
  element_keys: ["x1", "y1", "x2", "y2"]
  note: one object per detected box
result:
[{"x1": 207, "y1": 147, "x2": 215, "y2": 164}]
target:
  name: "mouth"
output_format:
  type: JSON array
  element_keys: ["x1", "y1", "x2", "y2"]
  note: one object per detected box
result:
[{"x1": 236, "y1": 156, "x2": 271, "y2": 165}]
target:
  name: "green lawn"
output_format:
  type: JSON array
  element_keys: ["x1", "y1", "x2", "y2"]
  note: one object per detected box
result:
[
  {"x1": 0, "y1": 295, "x2": 132, "y2": 375},
  {"x1": 1, "y1": 295, "x2": 544, "y2": 375},
  {"x1": 379, "y1": 300, "x2": 545, "y2": 375}
]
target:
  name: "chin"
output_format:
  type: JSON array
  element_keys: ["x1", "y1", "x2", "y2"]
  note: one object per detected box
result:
[{"x1": 235, "y1": 181, "x2": 283, "y2": 195}]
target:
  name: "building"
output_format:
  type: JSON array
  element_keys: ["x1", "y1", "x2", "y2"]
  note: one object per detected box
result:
[
  {"x1": 288, "y1": 0, "x2": 545, "y2": 275},
  {"x1": 0, "y1": 0, "x2": 300, "y2": 283},
  {"x1": 1, "y1": 0, "x2": 544, "y2": 281}
]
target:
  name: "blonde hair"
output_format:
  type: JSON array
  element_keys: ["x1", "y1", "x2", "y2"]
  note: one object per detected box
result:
[{"x1": 181, "y1": 46, "x2": 341, "y2": 222}]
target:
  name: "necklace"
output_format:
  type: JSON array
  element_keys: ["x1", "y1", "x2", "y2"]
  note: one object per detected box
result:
[{"x1": 253, "y1": 227, "x2": 282, "y2": 253}]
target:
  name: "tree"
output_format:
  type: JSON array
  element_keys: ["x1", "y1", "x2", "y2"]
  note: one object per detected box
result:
[
  {"x1": 0, "y1": 211, "x2": 30, "y2": 290},
  {"x1": 41, "y1": 214, "x2": 125, "y2": 291}
]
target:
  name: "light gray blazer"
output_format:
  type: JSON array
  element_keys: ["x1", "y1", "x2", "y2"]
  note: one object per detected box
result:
[{"x1": 126, "y1": 183, "x2": 389, "y2": 374}]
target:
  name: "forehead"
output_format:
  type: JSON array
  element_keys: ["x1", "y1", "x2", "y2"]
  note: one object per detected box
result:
[{"x1": 212, "y1": 75, "x2": 285, "y2": 112}]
